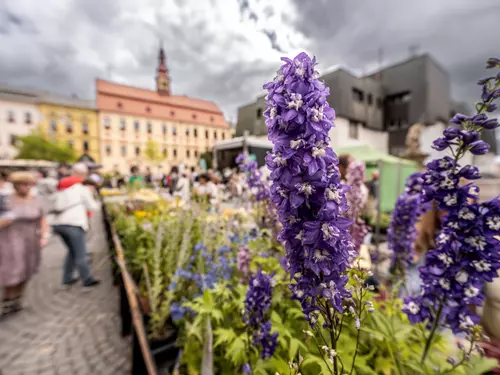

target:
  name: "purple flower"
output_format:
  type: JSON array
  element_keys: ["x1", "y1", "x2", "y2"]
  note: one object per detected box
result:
[
  {"x1": 404, "y1": 57, "x2": 500, "y2": 335},
  {"x1": 432, "y1": 137, "x2": 450, "y2": 151},
  {"x1": 243, "y1": 270, "x2": 278, "y2": 359},
  {"x1": 237, "y1": 246, "x2": 250, "y2": 278},
  {"x1": 469, "y1": 140, "x2": 490, "y2": 155},
  {"x1": 264, "y1": 53, "x2": 354, "y2": 324},
  {"x1": 237, "y1": 153, "x2": 270, "y2": 202},
  {"x1": 346, "y1": 160, "x2": 370, "y2": 251}
]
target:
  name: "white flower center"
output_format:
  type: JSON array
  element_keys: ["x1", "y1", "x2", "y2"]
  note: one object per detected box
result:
[
  {"x1": 295, "y1": 289, "x2": 304, "y2": 298},
  {"x1": 270, "y1": 106, "x2": 277, "y2": 119},
  {"x1": 464, "y1": 236, "x2": 486, "y2": 251},
  {"x1": 274, "y1": 71, "x2": 284, "y2": 83},
  {"x1": 472, "y1": 260, "x2": 491, "y2": 272},
  {"x1": 437, "y1": 253, "x2": 453, "y2": 266},
  {"x1": 455, "y1": 270, "x2": 469, "y2": 285},
  {"x1": 295, "y1": 230, "x2": 304, "y2": 241},
  {"x1": 287, "y1": 93, "x2": 303, "y2": 110},
  {"x1": 447, "y1": 221, "x2": 459, "y2": 229},
  {"x1": 312, "y1": 146, "x2": 326, "y2": 158},
  {"x1": 458, "y1": 208, "x2": 475, "y2": 220},
  {"x1": 326, "y1": 187, "x2": 341, "y2": 203},
  {"x1": 465, "y1": 286, "x2": 479, "y2": 298},
  {"x1": 290, "y1": 139, "x2": 304, "y2": 150},
  {"x1": 311, "y1": 106, "x2": 324, "y2": 122},
  {"x1": 314, "y1": 249, "x2": 329, "y2": 262},
  {"x1": 459, "y1": 315, "x2": 474, "y2": 330},
  {"x1": 437, "y1": 233, "x2": 450, "y2": 244},
  {"x1": 440, "y1": 176, "x2": 455, "y2": 189},
  {"x1": 439, "y1": 160, "x2": 450, "y2": 168},
  {"x1": 298, "y1": 183, "x2": 314, "y2": 196},
  {"x1": 273, "y1": 153, "x2": 287, "y2": 166},
  {"x1": 439, "y1": 278, "x2": 451, "y2": 290},
  {"x1": 486, "y1": 216, "x2": 500, "y2": 231},
  {"x1": 443, "y1": 194, "x2": 457, "y2": 206},
  {"x1": 405, "y1": 301, "x2": 420, "y2": 315},
  {"x1": 321, "y1": 223, "x2": 337, "y2": 240},
  {"x1": 287, "y1": 216, "x2": 299, "y2": 224}
]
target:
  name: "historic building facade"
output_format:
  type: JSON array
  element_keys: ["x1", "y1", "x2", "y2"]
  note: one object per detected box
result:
[
  {"x1": 38, "y1": 95, "x2": 100, "y2": 162},
  {"x1": 96, "y1": 47, "x2": 230, "y2": 173},
  {"x1": 0, "y1": 86, "x2": 42, "y2": 159}
]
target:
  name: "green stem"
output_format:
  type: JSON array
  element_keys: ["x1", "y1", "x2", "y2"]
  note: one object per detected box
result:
[
  {"x1": 326, "y1": 308, "x2": 339, "y2": 374},
  {"x1": 421, "y1": 302, "x2": 444, "y2": 364}
]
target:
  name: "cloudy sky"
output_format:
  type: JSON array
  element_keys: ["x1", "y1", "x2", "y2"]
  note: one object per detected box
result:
[{"x1": 1, "y1": 0, "x2": 499, "y2": 122}]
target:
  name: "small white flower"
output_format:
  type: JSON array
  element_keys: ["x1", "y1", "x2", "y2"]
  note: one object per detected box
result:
[
  {"x1": 295, "y1": 67, "x2": 305, "y2": 77},
  {"x1": 459, "y1": 314, "x2": 475, "y2": 331},
  {"x1": 465, "y1": 286, "x2": 480, "y2": 298},
  {"x1": 274, "y1": 71, "x2": 284, "y2": 83},
  {"x1": 252, "y1": 279, "x2": 260, "y2": 287},
  {"x1": 287, "y1": 93, "x2": 303, "y2": 110},
  {"x1": 439, "y1": 159, "x2": 450, "y2": 168},
  {"x1": 295, "y1": 230, "x2": 304, "y2": 241},
  {"x1": 270, "y1": 106, "x2": 277, "y2": 119},
  {"x1": 439, "y1": 278, "x2": 451, "y2": 290},
  {"x1": 437, "y1": 233, "x2": 450, "y2": 244},
  {"x1": 405, "y1": 301, "x2": 420, "y2": 315},
  {"x1": 295, "y1": 289, "x2": 305, "y2": 298},
  {"x1": 287, "y1": 216, "x2": 300, "y2": 224},
  {"x1": 458, "y1": 208, "x2": 475, "y2": 220},
  {"x1": 278, "y1": 188, "x2": 288, "y2": 198},
  {"x1": 486, "y1": 216, "x2": 500, "y2": 231},
  {"x1": 326, "y1": 187, "x2": 341, "y2": 203},
  {"x1": 321, "y1": 223, "x2": 337, "y2": 240},
  {"x1": 443, "y1": 193, "x2": 458, "y2": 207},
  {"x1": 469, "y1": 186, "x2": 479, "y2": 196},
  {"x1": 455, "y1": 270, "x2": 469, "y2": 285},
  {"x1": 303, "y1": 330, "x2": 314, "y2": 337},
  {"x1": 447, "y1": 221, "x2": 459, "y2": 230}
]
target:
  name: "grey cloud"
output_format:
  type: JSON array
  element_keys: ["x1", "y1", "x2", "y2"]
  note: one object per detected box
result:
[{"x1": 261, "y1": 29, "x2": 285, "y2": 53}]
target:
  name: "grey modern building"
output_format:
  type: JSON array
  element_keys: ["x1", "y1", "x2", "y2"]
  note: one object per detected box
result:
[{"x1": 236, "y1": 53, "x2": 468, "y2": 156}]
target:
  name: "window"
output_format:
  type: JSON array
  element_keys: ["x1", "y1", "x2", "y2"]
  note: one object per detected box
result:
[
  {"x1": 194, "y1": 129, "x2": 198, "y2": 138},
  {"x1": 172, "y1": 127, "x2": 177, "y2": 136},
  {"x1": 117, "y1": 102, "x2": 123, "y2": 109},
  {"x1": 256, "y1": 108, "x2": 262, "y2": 118},
  {"x1": 50, "y1": 119, "x2": 57, "y2": 134},
  {"x1": 376, "y1": 98, "x2": 383, "y2": 109},
  {"x1": 367, "y1": 94, "x2": 373, "y2": 106},
  {"x1": 146, "y1": 106, "x2": 151, "y2": 113},
  {"x1": 106, "y1": 144, "x2": 111, "y2": 155},
  {"x1": 192, "y1": 113, "x2": 197, "y2": 120},
  {"x1": 135, "y1": 146, "x2": 140, "y2": 156},
  {"x1": 348, "y1": 122, "x2": 359, "y2": 139},
  {"x1": 68, "y1": 140, "x2": 73, "y2": 149},
  {"x1": 222, "y1": 132, "x2": 225, "y2": 140},
  {"x1": 162, "y1": 124, "x2": 167, "y2": 135},
  {"x1": 7, "y1": 111, "x2": 15, "y2": 123},
  {"x1": 352, "y1": 88, "x2": 364, "y2": 102},
  {"x1": 25, "y1": 112, "x2": 32, "y2": 124},
  {"x1": 210, "y1": 116, "x2": 214, "y2": 123},
  {"x1": 147, "y1": 122, "x2": 152, "y2": 133},
  {"x1": 121, "y1": 145, "x2": 127, "y2": 156},
  {"x1": 104, "y1": 117, "x2": 111, "y2": 129},
  {"x1": 170, "y1": 110, "x2": 175, "y2": 117},
  {"x1": 186, "y1": 150, "x2": 190, "y2": 158},
  {"x1": 214, "y1": 131, "x2": 217, "y2": 140},
  {"x1": 10, "y1": 134, "x2": 17, "y2": 146},
  {"x1": 186, "y1": 128, "x2": 190, "y2": 137},
  {"x1": 82, "y1": 122, "x2": 88, "y2": 134},
  {"x1": 66, "y1": 120, "x2": 73, "y2": 133},
  {"x1": 163, "y1": 148, "x2": 167, "y2": 157},
  {"x1": 134, "y1": 121, "x2": 140, "y2": 132},
  {"x1": 173, "y1": 149, "x2": 177, "y2": 158},
  {"x1": 194, "y1": 150, "x2": 198, "y2": 158},
  {"x1": 401, "y1": 93, "x2": 412, "y2": 103},
  {"x1": 205, "y1": 130, "x2": 209, "y2": 139},
  {"x1": 83, "y1": 140, "x2": 89, "y2": 152},
  {"x1": 120, "y1": 119, "x2": 126, "y2": 131}
]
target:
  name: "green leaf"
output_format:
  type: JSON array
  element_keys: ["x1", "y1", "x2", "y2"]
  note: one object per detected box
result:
[
  {"x1": 465, "y1": 356, "x2": 498, "y2": 374},
  {"x1": 226, "y1": 336, "x2": 247, "y2": 366},
  {"x1": 301, "y1": 354, "x2": 332, "y2": 374},
  {"x1": 288, "y1": 337, "x2": 301, "y2": 360},
  {"x1": 271, "y1": 310, "x2": 283, "y2": 325},
  {"x1": 213, "y1": 328, "x2": 237, "y2": 349}
]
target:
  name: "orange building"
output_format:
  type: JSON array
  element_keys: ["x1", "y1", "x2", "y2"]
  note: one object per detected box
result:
[{"x1": 96, "y1": 47, "x2": 230, "y2": 173}]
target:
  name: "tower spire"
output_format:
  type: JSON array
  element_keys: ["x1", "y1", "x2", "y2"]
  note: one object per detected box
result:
[{"x1": 156, "y1": 42, "x2": 170, "y2": 95}]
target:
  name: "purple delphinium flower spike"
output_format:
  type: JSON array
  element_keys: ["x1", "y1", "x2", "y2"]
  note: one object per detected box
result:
[
  {"x1": 243, "y1": 270, "x2": 278, "y2": 359},
  {"x1": 346, "y1": 160, "x2": 370, "y2": 251},
  {"x1": 237, "y1": 153, "x2": 270, "y2": 202},
  {"x1": 388, "y1": 172, "x2": 426, "y2": 279},
  {"x1": 263, "y1": 52, "x2": 354, "y2": 321},
  {"x1": 403, "y1": 58, "x2": 500, "y2": 335}
]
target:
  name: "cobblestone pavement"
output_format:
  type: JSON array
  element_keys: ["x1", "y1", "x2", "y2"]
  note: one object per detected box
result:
[{"x1": 0, "y1": 210, "x2": 130, "y2": 375}]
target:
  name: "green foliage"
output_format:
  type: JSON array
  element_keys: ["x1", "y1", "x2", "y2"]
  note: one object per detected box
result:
[
  {"x1": 144, "y1": 139, "x2": 165, "y2": 163},
  {"x1": 15, "y1": 132, "x2": 77, "y2": 162}
]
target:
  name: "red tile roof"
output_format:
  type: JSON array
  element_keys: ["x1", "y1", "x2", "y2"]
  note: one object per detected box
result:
[{"x1": 96, "y1": 79, "x2": 229, "y2": 128}]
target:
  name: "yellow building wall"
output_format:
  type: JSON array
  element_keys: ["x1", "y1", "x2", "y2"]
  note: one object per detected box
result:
[
  {"x1": 99, "y1": 112, "x2": 230, "y2": 173},
  {"x1": 38, "y1": 103, "x2": 100, "y2": 162}
]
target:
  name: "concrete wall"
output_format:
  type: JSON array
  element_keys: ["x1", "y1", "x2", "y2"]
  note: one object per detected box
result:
[{"x1": 329, "y1": 116, "x2": 388, "y2": 153}]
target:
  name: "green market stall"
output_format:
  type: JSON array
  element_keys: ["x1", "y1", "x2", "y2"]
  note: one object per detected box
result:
[{"x1": 336, "y1": 145, "x2": 418, "y2": 212}]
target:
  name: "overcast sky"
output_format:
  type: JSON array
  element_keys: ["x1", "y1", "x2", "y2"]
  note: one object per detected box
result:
[{"x1": 1, "y1": 0, "x2": 499, "y2": 123}]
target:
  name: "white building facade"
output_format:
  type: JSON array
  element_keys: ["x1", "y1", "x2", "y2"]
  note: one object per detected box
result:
[
  {"x1": 0, "y1": 87, "x2": 41, "y2": 159},
  {"x1": 328, "y1": 116, "x2": 389, "y2": 153}
]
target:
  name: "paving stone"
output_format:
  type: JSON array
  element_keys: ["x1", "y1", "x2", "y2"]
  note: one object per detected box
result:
[{"x1": 0, "y1": 209, "x2": 130, "y2": 374}]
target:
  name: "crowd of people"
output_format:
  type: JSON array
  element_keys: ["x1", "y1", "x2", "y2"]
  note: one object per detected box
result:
[{"x1": 0, "y1": 163, "x2": 101, "y2": 318}]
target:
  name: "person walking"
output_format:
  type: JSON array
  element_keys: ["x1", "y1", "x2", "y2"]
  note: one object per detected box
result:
[
  {"x1": 51, "y1": 163, "x2": 100, "y2": 289},
  {"x1": 0, "y1": 171, "x2": 49, "y2": 317}
]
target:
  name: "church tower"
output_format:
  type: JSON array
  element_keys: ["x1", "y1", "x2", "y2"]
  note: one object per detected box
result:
[{"x1": 156, "y1": 45, "x2": 170, "y2": 95}]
